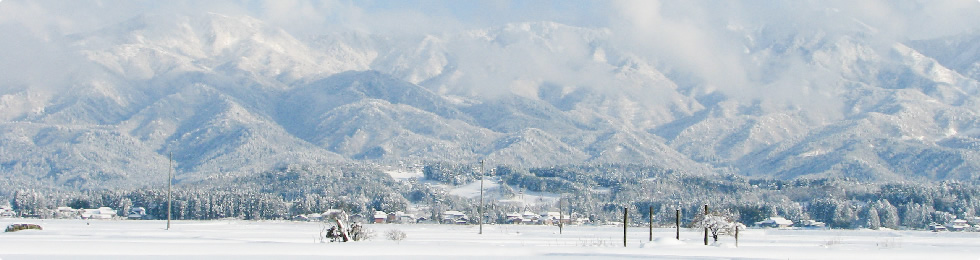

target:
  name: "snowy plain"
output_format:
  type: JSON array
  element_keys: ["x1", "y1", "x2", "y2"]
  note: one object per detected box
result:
[{"x1": 3, "y1": 220, "x2": 980, "y2": 259}]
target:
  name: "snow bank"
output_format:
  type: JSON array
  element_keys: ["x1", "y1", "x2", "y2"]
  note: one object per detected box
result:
[{"x1": 639, "y1": 237, "x2": 686, "y2": 248}]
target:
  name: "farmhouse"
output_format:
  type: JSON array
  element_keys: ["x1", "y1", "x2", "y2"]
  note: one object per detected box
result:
[
  {"x1": 929, "y1": 223, "x2": 948, "y2": 232},
  {"x1": 441, "y1": 210, "x2": 468, "y2": 224},
  {"x1": 755, "y1": 217, "x2": 794, "y2": 228},
  {"x1": 55, "y1": 207, "x2": 79, "y2": 219},
  {"x1": 81, "y1": 207, "x2": 117, "y2": 219},
  {"x1": 373, "y1": 211, "x2": 387, "y2": 224},
  {"x1": 799, "y1": 219, "x2": 826, "y2": 228},
  {"x1": 947, "y1": 219, "x2": 970, "y2": 232},
  {"x1": 0, "y1": 206, "x2": 14, "y2": 218},
  {"x1": 386, "y1": 211, "x2": 416, "y2": 224},
  {"x1": 127, "y1": 207, "x2": 147, "y2": 220}
]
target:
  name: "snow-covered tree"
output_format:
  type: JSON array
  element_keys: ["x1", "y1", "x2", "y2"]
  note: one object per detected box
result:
[
  {"x1": 696, "y1": 212, "x2": 739, "y2": 242},
  {"x1": 901, "y1": 203, "x2": 932, "y2": 229},
  {"x1": 862, "y1": 206, "x2": 881, "y2": 229},
  {"x1": 876, "y1": 200, "x2": 899, "y2": 229}
]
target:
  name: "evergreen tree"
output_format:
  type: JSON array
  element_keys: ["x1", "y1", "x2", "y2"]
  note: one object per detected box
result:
[
  {"x1": 863, "y1": 206, "x2": 881, "y2": 229},
  {"x1": 876, "y1": 200, "x2": 899, "y2": 229}
]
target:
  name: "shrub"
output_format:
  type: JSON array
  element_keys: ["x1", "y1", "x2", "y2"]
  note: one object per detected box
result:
[
  {"x1": 385, "y1": 229, "x2": 407, "y2": 242},
  {"x1": 5, "y1": 224, "x2": 43, "y2": 232}
]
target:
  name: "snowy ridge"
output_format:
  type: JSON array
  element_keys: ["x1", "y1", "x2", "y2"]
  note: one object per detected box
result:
[{"x1": 2, "y1": 11, "x2": 980, "y2": 189}]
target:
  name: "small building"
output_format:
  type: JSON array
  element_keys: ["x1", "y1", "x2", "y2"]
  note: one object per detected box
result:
[
  {"x1": 572, "y1": 217, "x2": 590, "y2": 225},
  {"x1": 56, "y1": 207, "x2": 79, "y2": 219},
  {"x1": 373, "y1": 211, "x2": 388, "y2": 224},
  {"x1": 0, "y1": 206, "x2": 14, "y2": 218},
  {"x1": 799, "y1": 219, "x2": 826, "y2": 228},
  {"x1": 967, "y1": 217, "x2": 980, "y2": 226},
  {"x1": 386, "y1": 211, "x2": 415, "y2": 224},
  {"x1": 441, "y1": 210, "x2": 467, "y2": 224},
  {"x1": 505, "y1": 212, "x2": 522, "y2": 224},
  {"x1": 127, "y1": 207, "x2": 147, "y2": 220},
  {"x1": 755, "y1": 217, "x2": 794, "y2": 228},
  {"x1": 947, "y1": 219, "x2": 970, "y2": 232},
  {"x1": 415, "y1": 217, "x2": 438, "y2": 224},
  {"x1": 929, "y1": 223, "x2": 948, "y2": 232},
  {"x1": 521, "y1": 211, "x2": 539, "y2": 225},
  {"x1": 81, "y1": 207, "x2": 117, "y2": 219},
  {"x1": 541, "y1": 212, "x2": 562, "y2": 225}
]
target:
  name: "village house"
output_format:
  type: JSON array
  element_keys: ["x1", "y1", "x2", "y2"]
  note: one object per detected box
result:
[
  {"x1": 127, "y1": 207, "x2": 147, "y2": 220},
  {"x1": 521, "y1": 211, "x2": 539, "y2": 224},
  {"x1": 0, "y1": 206, "x2": 14, "y2": 218},
  {"x1": 755, "y1": 217, "x2": 794, "y2": 228},
  {"x1": 929, "y1": 222, "x2": 948, "y2": 232},
  {"x1": 386, "y1": 211, "x2": 416, "y2": 224},
  {"x1": 55, "y1": 207, "x2": 79, "y2": 219},
  {"x1": 505, "y1": 212, "x2": 522, "y2": 224},
  {"x1": 441, "y1": 210, "x2": 467, "y2": 224},
  {"x1": 947, "y1": 219, "x2": 970, "y2": 232},
  {"x1": 292, "y1": 215, "x2": 311, "y2": 222},
  {"x1": 81, "y1": 207, "x2": 117, "y2": 219},
  {"x1": 373, "y1": 211, "x2": 387, "y2": 224},
  {"x1": 799, "y1": 219, "x2": 826, "y2": 228},
  {"x1": 540, "y1": 212, "x2": 562, "y2": 225}
]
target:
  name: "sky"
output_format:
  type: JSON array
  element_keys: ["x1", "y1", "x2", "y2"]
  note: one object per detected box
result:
[
  {"x1": 2, "y1": 0, "x2": 977, "y2": 40},
  {"x1": 1, "y1": 0, "x2": 978, "y2": 101}
]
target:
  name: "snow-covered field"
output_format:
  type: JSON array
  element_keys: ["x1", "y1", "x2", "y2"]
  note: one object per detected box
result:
[{"x1": 2, "y1": 219, "x2": 980, "y2": 259}]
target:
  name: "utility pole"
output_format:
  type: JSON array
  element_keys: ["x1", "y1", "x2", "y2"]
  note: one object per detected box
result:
[
  {"x1": 623, "y1": 207, "x2": 628, "y2": 248},
  {"x1": 167, "y1": 152, "x2": 173, "y2": 230},
  {"x1": 675, "y1": 209, "x2": 680, "y2": 240},
  {"x1": 649, "y1": 206, "x2": 653, "y2": 241},
  {"x1": 703, "y1": 204, "x2": 709, "y2": 246},
  {"x1": 479, "y1": 160, "x2": 484, "y2": 235}
]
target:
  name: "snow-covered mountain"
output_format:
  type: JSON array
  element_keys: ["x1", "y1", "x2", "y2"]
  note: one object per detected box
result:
[{"x1": 2, "y1": 11, "x2": 980, "y2": 190}]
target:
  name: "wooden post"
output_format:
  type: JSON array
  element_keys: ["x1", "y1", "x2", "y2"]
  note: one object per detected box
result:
[
  {"x1": 479, "y1": 160, "x2": 484, "y2": 235},
  {"x1": 623, "y1": 207, "x2": 628, "y2": 248},
  {"x1": 735, "y1": 225, "x2": 739, "y2": 247},
  {"x1": 167, "y1": 152, "x2": 172, "y2": 230},
  {"x1": 675, "y1": 209, "x2": 680, "y2": 240},
  {"x1": 648, "y1": 206, "x2": 653, "y2": 241},
  {"x1": 703, "y1": 204, "x2": 709, "y2": 246}
]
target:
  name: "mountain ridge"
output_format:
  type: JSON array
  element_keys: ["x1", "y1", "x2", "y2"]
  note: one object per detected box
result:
[{"x1": 2, "y1": 12, "x2": 980, "y2": 190}]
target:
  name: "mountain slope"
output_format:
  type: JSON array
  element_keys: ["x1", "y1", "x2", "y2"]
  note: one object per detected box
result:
[{"x1": 3, "y1": 11, "x2": 980, "y2": 190}]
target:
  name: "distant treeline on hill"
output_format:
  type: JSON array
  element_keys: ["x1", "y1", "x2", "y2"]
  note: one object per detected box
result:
[{"x1": 4, "y1": 163, "x2": 980, "y2": 229}]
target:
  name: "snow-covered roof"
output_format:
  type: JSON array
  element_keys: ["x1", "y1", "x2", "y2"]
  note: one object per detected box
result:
[{"x1": 756, "y1": 217, "x2": 793, "y2": 226}]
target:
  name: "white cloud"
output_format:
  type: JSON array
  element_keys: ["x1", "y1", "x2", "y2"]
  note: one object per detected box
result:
[{"x1": 1, "y1": 0, "x2": 977, "y2": 101}]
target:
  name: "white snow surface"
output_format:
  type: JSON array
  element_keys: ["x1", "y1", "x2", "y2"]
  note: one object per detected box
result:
[
  {"x1": 448, "y1": 178, "x2": 501, "y2": 199},
  {"x1": 385, "y1": 169, "x2": 423, "y2": 180},
  {"x1": 3, "y1": 220, "x2": 980, "y2": 259}
]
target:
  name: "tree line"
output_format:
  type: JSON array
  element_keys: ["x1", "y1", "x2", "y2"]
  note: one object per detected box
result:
[{"x1": 5, "y1": 163, "x2": 980, "y2": 230}]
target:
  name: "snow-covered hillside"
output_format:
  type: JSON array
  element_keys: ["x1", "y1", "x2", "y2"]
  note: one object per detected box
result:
[{"x1": 2, "y1": 5, "x2": 980, "y2": 189}]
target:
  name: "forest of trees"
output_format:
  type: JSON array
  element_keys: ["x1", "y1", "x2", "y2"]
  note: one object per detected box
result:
[{"x1": 5, "y1": 163, "x2": 980, "y2": 230}]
